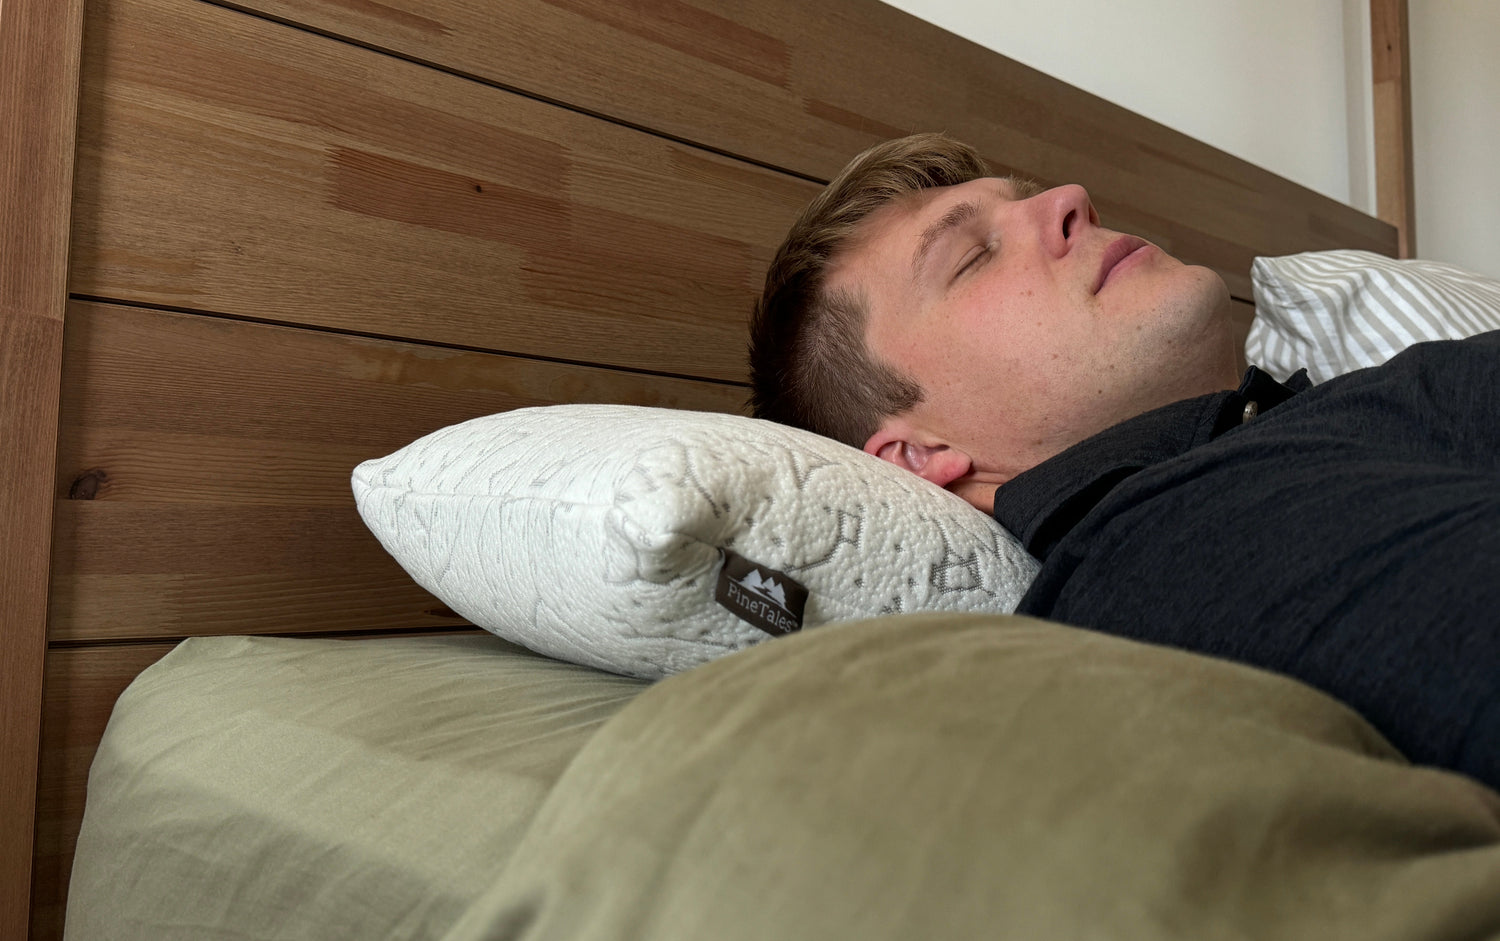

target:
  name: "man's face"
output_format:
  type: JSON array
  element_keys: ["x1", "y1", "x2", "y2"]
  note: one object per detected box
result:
[{"x1": 828, "y1": 176, "x2": 1239, "y2": 506}]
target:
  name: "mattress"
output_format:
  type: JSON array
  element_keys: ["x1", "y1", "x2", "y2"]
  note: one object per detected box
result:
[{"x1": 64, "y1": 632, "x2": 647, "y2": 941}]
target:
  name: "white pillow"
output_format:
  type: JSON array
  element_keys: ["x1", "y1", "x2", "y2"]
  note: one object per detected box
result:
[
  {"x1": 352, "y1": 405, "x2": 1038, "y2": 679},
  {"x1": 1247, "y1": 249, "x2": 1500, "y2": 383}
]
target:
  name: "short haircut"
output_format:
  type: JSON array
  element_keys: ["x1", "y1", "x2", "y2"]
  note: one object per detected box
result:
[{"x1": 748, "y1": 133, "x2": 994, "y2": 447}]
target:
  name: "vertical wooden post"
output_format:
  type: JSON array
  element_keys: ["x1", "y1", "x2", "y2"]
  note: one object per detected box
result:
[
  {"x1": 0, "y1": 0, "x2": 84, "y2": 935},
  {"x1": 1370, "y1": 0, "x2": 1417, "y2": 258}
]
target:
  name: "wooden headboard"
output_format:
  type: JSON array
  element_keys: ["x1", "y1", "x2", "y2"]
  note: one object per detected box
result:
[{"x1": 3, "y1": 0, "x2": 1401, "y2": 936}]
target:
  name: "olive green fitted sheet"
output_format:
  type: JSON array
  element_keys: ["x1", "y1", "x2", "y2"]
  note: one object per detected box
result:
[{"x1": 65, "y1": 633, "x2": 647, "y2": 941}]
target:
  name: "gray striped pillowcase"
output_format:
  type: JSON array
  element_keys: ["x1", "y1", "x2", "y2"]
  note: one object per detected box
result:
[{"x1": 1246, "y1": 250, "x2": 1500, "y2": 384}]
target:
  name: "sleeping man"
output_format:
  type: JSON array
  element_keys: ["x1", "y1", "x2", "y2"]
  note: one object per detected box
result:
[{"x1": 749, "y1": 133, "x2": 1500, "y2": 791}]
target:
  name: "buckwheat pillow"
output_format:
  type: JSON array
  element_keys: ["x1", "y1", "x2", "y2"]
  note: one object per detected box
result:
[
  {"x1": 1246, "y1": 249, "x2": 1500, "y2": 383},
  {"x1": 352, "y1": 405, "x2": 1038, "y2": 679}
]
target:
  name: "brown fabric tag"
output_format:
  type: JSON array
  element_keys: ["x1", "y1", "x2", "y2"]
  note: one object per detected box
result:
[{"x1": 714, "y1": 550, "x2": 808, "y2": 636}]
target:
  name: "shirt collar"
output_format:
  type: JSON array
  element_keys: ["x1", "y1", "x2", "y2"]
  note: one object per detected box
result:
[{"x1": 992, "y1": 367, "x2": 1309, "y2": 561}]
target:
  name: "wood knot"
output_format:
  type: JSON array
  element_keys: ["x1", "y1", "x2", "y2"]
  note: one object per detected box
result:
[{"x1": 69, "y1": 469, "x2": 110, "y2": 500}]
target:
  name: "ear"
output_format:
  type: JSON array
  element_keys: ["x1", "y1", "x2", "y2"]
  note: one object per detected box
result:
[{"x1": 862, "y1": 417, "x2": 973, "y2": 489}]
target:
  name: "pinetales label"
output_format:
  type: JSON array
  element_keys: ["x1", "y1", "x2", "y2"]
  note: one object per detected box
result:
[{"x1": 714, "y1": 549, "x2": 808, "y2": 636}]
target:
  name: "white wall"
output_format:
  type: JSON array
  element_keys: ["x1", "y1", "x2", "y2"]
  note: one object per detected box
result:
[
  {"x1": 882, "y1": 0, "x2": 1500, "y2": 279},
  {"x1": 879, "y1": 0, "x2": 1369, "y2": 210},
  {"x1": 1410, "y1": 0, "x2": 1500, "y2": 278}
]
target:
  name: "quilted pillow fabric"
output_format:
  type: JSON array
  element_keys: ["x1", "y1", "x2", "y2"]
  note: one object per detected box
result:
[
  {"x1": 352, "y1": 405, "x2": 1038, "y2": 679},
  {"x1": 1246, "y1": 249, "x2": 1500, "y2": 383}
]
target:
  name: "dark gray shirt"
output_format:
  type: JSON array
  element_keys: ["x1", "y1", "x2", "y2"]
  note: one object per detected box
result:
[{"x1": 993, "y1": 332, "x2": 1500, "y2": 791}]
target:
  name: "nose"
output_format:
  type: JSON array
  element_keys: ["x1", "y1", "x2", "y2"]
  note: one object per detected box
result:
[{"x1": 1036, "y1": 184, "x2": 1098, "y2": 257}]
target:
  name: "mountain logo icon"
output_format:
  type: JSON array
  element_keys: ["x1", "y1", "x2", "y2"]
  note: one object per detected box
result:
[
  {"x1": 714, "y1": 550, "x2": 809, "y2": 637},
  {"x1": 734, "y1": 567, "x2": 790, "y2": 610}
]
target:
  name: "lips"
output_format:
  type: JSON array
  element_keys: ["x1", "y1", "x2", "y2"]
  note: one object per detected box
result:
[{"x1": 1094, "y1": 236, "x2": 1150, "y2": 294}]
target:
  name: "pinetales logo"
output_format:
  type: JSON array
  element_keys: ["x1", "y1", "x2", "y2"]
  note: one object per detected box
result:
[
  {"x1": 738, "y1": 567, "x2": 789, "y2": 608},
  {"x1": 714, "y1": 549, "x2": 808, "y2": 636}
]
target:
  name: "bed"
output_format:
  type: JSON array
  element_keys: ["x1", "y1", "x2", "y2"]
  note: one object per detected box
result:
[{"x1": 7, "y1": 0, "x2": 1499, "y2": 938}]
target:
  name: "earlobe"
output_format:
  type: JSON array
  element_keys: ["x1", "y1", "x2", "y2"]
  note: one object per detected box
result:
[{"x1": 862, "y1": 422, "x2": 973, "y2": 489}]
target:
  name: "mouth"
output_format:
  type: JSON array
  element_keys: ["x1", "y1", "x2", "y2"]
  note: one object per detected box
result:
[{"x1": 1093, "y1": 236, "x2": 1151, "y2": 294}]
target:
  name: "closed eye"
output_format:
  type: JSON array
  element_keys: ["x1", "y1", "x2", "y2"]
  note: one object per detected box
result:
[{"x1": 954, "y1": 244, "x2": 992, "y2": 280}]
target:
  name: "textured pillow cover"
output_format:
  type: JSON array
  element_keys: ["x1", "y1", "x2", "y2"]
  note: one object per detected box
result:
[
  {"x1": 1247, "y1": 249, "x2": 1500, "y2": 383},
  {"x1": 352, "y1": 405, "x2": 1038, "y2": 678}
]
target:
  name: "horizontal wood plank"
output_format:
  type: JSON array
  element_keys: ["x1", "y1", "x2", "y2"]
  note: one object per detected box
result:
[
  {"x1": 69, "y1": 0, "x2": 817, "y2": 382},
  {"x1": 230, "y1": 0, "x2": 1398, "y2": 299},
  {"x1": 49, "y1": 300, "x2": 747, "y2": 643}
]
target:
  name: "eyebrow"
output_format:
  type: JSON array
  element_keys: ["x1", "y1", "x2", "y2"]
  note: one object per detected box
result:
[{"x1": 911, "y1": 199, "x2": 981, "y2": 283}]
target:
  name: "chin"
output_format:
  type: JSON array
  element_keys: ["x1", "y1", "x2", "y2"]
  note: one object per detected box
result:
[
  {"x1": 1166, "y1": 267, "x2": 1235, "y2": 350},
  {"x1": 1183, "y1": 294, "x2": 1242, "y2": 388},
  {"x1": 1181, "y1": 264, "x2": 1231, "y2": 315},
  {"x1": 1137, "y1": 268, "x2": 1240, "y2": 389}
]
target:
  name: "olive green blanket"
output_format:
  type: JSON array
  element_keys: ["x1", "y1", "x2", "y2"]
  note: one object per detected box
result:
[
  {"x1": 69, "y1": 615, "x2": 1500, "y2": 940},
  {"x1": 446, "y1": 613, "x2": 1500, "y2": 940}
]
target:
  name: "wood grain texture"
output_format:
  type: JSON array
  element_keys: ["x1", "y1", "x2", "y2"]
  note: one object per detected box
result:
[
  {"x1": 230, "y1": 0, "x2": 1398, "y2": 298},
  {"x1": 0, "y1": 0, "x2": 84, "y2": 936},
  {"x1": 1371, "y1": 0, "x2": 1416, "y2": 258},
  {"x1": 69, "y1": 0, "x2": 817, "y2": 382},
  {"x1": 49, "y1": 300, "x2": 748, "y2": 643}
]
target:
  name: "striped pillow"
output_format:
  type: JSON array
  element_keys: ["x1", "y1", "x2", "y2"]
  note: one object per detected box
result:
[{"x1": 1246, "y1": 250, "x2": 1500, "y2": 383}]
